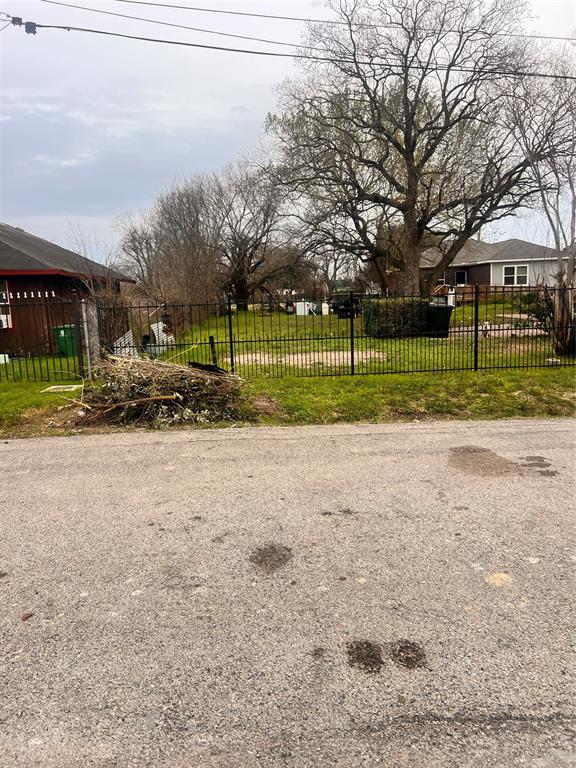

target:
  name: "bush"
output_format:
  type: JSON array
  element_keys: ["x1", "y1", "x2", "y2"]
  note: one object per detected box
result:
[
  {"x1": 363, "y1": 298, "x2": 430, "y2": 337},
  {"x1": 514, "y1": 290, "x2": 554, "y2": 332}
]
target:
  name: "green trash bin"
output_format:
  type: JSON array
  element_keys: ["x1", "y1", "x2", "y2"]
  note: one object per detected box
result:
[{"x1": 52, "y1": 324, "x2": 77, "y2": 357}]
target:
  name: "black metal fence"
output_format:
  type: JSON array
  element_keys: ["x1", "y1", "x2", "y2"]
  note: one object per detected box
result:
[
  {"x1": 0, "y1": 295, "x2": 86, "y2": 383},
  {"x1": 95, "y1": 286, "x2": 575, "y2": 379},
  {"x1": 1, "y1": 286, "x2": 574, "y2": 382}
]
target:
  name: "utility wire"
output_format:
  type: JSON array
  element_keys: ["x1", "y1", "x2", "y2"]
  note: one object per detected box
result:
[
  {"x1": 6, "y1": 17, "x2": 576, "y2": 81},
  {"x1": 108, "y1": 0, "x2": 576, "y2": 43},
  {"x1": 38, "y1": 0, "x2": 321, "y2": 51},
  {"x1": 0, "y1": 20, "x2": 11, "y2": 31}
]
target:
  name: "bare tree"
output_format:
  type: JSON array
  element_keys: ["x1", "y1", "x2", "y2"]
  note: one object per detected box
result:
[
  {"x1": 66, "y1": 221, "x2": 125, "y2": 298},
  {"x1": 118, "y1": 163, "x2": 303, "y2": 308},
  {"x1": 117, "y1": 213, "x2": 165, "y2": 300},
  {"x1": 207, "y1": 164, "x2": 303, "y2": 309},
  {"x1": 511, "y1": 59, "x2": 576, "y2": 353},
  {"x1": 268, "y1": 0, "x2": 570, "y2": 295}
]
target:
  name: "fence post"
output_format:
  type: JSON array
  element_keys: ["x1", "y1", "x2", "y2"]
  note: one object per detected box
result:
[
  {"x1": 227, "y1": 295, "x2": 235, "y2": 374},
  {"x1": 349, "y1": 289, "x2": 355, "y2": 376},
  {"x1": 80, "y1": 299, "x2": 92, "y2": 380},
  {"x1": 473, "y1": 284, "x2": 480, "y2": 372},
  {"x1": 71, "y1": 290, "x2": 85, "y2": 378}
]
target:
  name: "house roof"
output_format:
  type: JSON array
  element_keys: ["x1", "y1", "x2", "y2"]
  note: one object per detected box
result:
[
  {"x1": 421, "y1": 238, "x2": 561, "y2": 268},
  {"x1": 0, "y1": 222, "x2": 132, "y2": 282}
]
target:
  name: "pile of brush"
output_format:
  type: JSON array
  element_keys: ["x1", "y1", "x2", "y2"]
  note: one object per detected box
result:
[{"x1": 82, "y1": 356, "x2": 243, "y2": 426}]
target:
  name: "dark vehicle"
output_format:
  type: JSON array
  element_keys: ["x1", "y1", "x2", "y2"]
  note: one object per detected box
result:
[{"x1": 330, "y1": 294, "x2": 363, "y2": 319}]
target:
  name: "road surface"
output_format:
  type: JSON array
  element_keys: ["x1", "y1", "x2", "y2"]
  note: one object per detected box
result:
[{"x1": 1, "y1": 418, "x2": 575, "y2": 767}]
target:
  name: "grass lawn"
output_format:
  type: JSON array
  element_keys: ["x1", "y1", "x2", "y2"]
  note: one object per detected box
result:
[
  {"x1": 249, "y1": 368, "x2": 576, "y2": 425},
  {"x1": 0, "y1": 380, "x2": 80, "y2": 434},
  {"x1": 1, "y1": 368, "x2": 574, "y2": 437},
  {"x1": 149, "y1": 305, "x2": 554, "y2": 378}
]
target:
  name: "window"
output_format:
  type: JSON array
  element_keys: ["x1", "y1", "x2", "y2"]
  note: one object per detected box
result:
[
  {"x1": 503, "y1": 265, "x2": 528, "y2": 286},
  {"x1": 454, "y1": 270, "x2": 467, "y2": 285},
  {"x1": 0, "y1": 280, "x2": 12, "y2": 330}
]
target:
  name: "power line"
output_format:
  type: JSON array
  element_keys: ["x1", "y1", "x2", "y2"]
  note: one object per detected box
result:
[
  {"x1": 0, "y1": 20, "x2": 11, "y2": 31},
  {"x1": 108, "y1": 0, "x2": 576, "y2": 43},
  {"x1": 38, "y1": 0, "x2": 320, "y2": 51},
  {"x1": 6, "y1": 16, "x2": 576, "y2": 81}
]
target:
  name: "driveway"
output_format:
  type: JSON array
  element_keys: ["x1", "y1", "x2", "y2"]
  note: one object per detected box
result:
[{"x1": 0, "y1": 419, "x2": 574, "y2": 767}]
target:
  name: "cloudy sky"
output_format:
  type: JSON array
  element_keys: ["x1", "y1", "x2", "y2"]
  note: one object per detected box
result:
[{"x1": 0, "y1": 0, "x2": 574, "y2": 260}]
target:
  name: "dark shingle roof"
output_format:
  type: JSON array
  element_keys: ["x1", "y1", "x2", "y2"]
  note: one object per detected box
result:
[
  {"x1": 0, "y1": 222, "x2": 131, "y2": 282},
  {"x1": 421, "y1": 238, "x2": 560, "y2": 268}
]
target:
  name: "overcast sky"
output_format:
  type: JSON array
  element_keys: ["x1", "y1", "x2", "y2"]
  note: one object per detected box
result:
[{"x1": 0, "y1": 0, "x2": 574, "y2": 260}]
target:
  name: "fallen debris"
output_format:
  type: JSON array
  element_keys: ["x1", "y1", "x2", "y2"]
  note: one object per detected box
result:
[{"x1": 82, "y1": 356, "x2": 243, "y2": 426}]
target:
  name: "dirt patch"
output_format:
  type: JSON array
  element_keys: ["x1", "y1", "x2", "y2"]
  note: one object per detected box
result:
[
  {"x1": 386, "y1": 640, "x2": 427, "y2": 669},
  {"x1": 234, "y1": 350, "x2": 386, "y2": 369},
  {"x1": 346, "y1": 640, "x2": 384, "y2": 673},
  {"x1": 249, "y1": 544, "x2": 293, "y2": 574},
  {"x1": 449, "y1": 446, "x2": 518, "y2": 476},
  {"x1": 539, "y1": 469, "x2": 560, "y2": 477},
  {"x1": 311, "y1": 647, "x2": 327, "y2": 660},
  {"x1": 251, "y1": 394, "x2": 283, "y2": 418}
]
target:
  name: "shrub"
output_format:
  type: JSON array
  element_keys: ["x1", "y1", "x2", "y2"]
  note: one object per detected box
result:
[
  {"x1": 363, "y1": 298, "x2": 430, "y2": 337},
  {"x1": 514, "y1": 290, "x2": 554, "y2": 332}
]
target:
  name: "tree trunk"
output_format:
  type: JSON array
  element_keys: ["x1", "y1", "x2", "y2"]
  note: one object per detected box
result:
[
  {"x1": 552, "y1": 286, "x2": 575, "y2": 356},
  {"x1": 402, "y1": 210, "x2": 422, "y2": 297},
  {"x1": 234, "y1": 279, "x2": 250, "y2": 312},
  {"x1": 400, "y1": 251, "x2": 421, "y2": 296}
]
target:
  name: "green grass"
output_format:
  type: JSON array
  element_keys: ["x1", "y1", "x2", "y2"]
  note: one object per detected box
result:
[
  {"x1": 248, "y1": 368, "x2": 576, "y2": 425},
  {"x1": 0, "y1": 380, "x2": 78, "y2": 432},
  {"x1": 0, "y1": 355, "x2": 83, "y2": 383},
  {"x1": 1, "y1": 367, "x2": 574, "y2": 436},
  {"x1": 158, "y1": 306, "x2": 555, "y2": 377}
]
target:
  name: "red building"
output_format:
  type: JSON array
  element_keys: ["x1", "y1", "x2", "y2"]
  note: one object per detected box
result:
[{"x1": 0, "y1": 222, "x2": 132, "y2": 356}]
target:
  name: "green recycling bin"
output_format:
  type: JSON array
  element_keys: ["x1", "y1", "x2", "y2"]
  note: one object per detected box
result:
[{"x1": 52, "y1": 324, "x2": 77, "y2": 357}]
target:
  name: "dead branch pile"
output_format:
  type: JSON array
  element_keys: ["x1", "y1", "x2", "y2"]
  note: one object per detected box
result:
[{"x1": 84, "y1": 356, "x2": 243, "y2": 425}]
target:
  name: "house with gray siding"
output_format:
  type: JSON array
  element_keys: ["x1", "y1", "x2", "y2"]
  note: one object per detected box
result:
[{"x1": 421, "y1": 238, "x2": 566, "y2": 287}]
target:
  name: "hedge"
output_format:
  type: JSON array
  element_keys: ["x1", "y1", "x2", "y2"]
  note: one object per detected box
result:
[{"x1": 363, "y1": 298, "x2": 430, "y2": 338}]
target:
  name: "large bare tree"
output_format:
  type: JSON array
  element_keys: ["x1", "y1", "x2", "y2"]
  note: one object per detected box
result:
[{"x1": 268, "y1": 0, "x2": 570, "y2": 294}]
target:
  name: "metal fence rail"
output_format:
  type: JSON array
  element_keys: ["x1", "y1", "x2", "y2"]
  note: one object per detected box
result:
[
  {"x1": 98, "y1": 286, "x2": 575, "y2": 378},
  {"x1": 1, "y1": 286, "x2": 574, "y2": 382},
  {"x1": 0, "y1": 295, "x2": 85, "y2": 383}
]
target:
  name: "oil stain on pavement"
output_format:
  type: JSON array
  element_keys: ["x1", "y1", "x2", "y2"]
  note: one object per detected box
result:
[
  {"x1": 449, "y1": 446, "x2": 518, "y2": 476},
  {"x1": 250, "y1": 544, "x2": 293, "y2": 574},
  {"x1": 386, "y1": 639, "x2": 428, "y2": 669},
  {"x1": 347, "y1": 639, "x2": 428, "y2": 673},
  {"x1": 347, "y1": 640, "x2": 384, "y2": 673}
]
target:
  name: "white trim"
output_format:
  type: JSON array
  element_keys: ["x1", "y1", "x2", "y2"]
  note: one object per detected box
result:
[
  {"x1": 0, "y1": 278, "x2": 13, "y2": 330},
  {"x1": 503, "y1": 264, "x2": 529, "y2": 286},
  {"x1": 453, "y1": 255, "x2": 568, "y2": 267}
]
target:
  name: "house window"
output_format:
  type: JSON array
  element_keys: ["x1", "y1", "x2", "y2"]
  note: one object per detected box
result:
[
  {"x1": 503, "y1": 265, "x2": 528, "y2": 286},
  {"x1": 0, "y1": 280, "x2": 12, "y2": 330},
  {"x1": 454, "y1": 270, "x2": 467, "y2": 285}
]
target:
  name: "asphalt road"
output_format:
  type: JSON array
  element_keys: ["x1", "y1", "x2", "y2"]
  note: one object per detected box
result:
[{"x1": 1, "y1": 418, "x2": 575, "y2": 767}]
